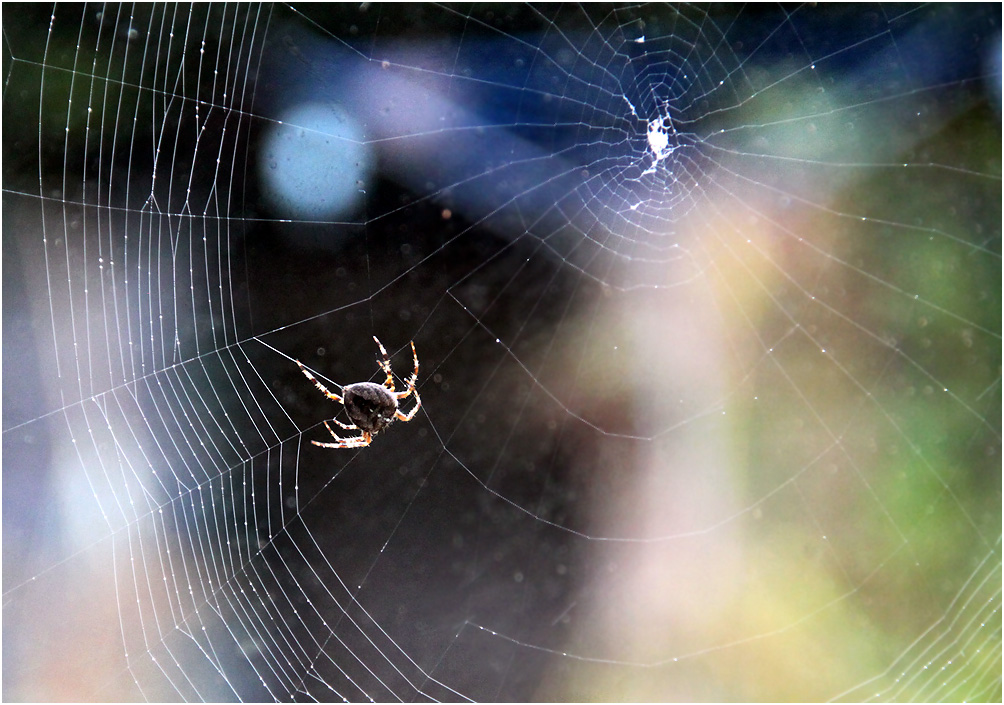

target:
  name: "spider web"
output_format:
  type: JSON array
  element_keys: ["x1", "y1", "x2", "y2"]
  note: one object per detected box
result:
[{"x1": 2, "y1": 3, "x2": 1001, "y2": 701}]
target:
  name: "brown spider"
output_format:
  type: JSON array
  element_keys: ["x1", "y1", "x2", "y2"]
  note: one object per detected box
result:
[{"x1": 296, "y1": 337, "x2": 421, "y2": 449}]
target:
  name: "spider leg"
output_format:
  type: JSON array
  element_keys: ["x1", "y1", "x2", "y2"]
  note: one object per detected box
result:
[
  {"x1": 311, "y1": 422, "x2": 372, "y2": 448},
  {"x1": 395, "y1": 341, "x2": 419, "y2": 400},
  {"x1": 372, "y1": 336, "x2": 396, "y2": 393},
  {"x1": 329, "y1": 418, "x2": 358, "y2": 431},
  {"x1": 296, "y1": 360, "x2": 343, "y2": 403},
  {"x1": 394, "y1": 389, "x2": 422, "y2": 422},
  {"x1": 311, "y1": 435, "x2": 372, "y2": 449}
]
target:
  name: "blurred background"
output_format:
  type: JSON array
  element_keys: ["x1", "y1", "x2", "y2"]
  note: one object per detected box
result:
[{"x1": 3, "y1": 3, "x2": 1001, "y2": 701}]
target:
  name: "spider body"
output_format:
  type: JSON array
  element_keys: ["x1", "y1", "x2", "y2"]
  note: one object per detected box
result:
[
  {"x1": 296, "y1": 337, "x2": 420, "y2": 449},
  {"x1": 341, "y1": 382, "x2": 399, "y2": 434}
]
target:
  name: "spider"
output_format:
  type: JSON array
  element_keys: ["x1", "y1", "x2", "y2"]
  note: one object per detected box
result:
[{"x1": 296, "y1": 336, "x2": 421, "y2": 449}]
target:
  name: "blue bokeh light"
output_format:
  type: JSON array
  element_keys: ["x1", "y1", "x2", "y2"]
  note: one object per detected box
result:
[{"x1": 258, "y1": 102, "x2": 374, "y2": 221}]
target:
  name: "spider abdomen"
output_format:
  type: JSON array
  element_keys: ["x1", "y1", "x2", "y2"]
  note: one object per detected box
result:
[{"x1": 343, "y1": 382, "x2": 399, "y2": 433}]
